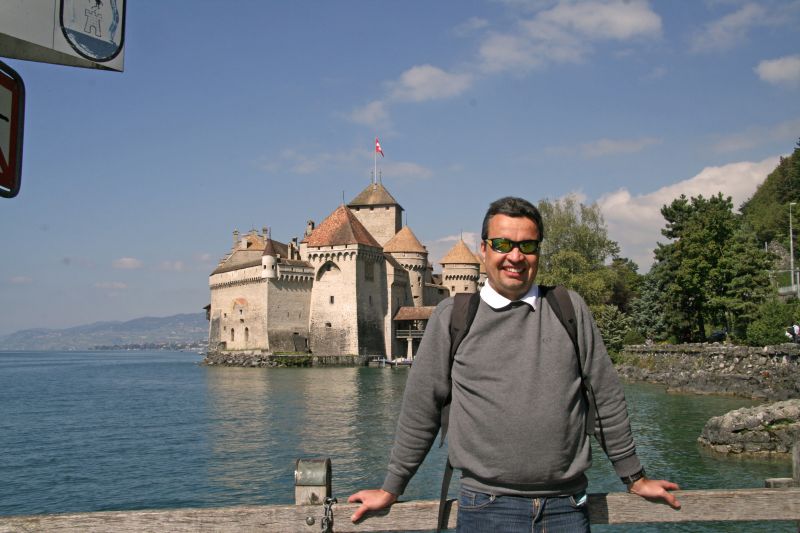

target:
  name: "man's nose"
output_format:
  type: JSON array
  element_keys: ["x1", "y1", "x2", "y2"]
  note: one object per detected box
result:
[{"x1": 507, "y1": 246, "x2": 525, "y2": 261}]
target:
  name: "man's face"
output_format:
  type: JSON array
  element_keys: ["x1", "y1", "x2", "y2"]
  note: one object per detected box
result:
[{"x1": 480, "y1": 214, "x2": 540, "y2": 301}]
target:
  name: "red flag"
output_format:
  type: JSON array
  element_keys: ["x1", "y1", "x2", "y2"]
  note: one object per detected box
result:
[{"x1": 375, "y1": 137, "x2": 384, "y2": 157}]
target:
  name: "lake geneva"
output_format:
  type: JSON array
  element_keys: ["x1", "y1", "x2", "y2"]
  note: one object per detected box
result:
[{"x1": 0, "y1": 351, "x2": 795, "y2": 531}]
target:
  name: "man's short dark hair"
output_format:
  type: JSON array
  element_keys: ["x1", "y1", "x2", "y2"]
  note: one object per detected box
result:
[{"x1": 481, "y1": 197, "x2": 544, "y2": 240}]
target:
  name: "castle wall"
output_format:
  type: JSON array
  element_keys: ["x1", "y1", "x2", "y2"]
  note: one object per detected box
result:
[
  {"x1": 209, "y1": 265, "x2": 268, "y2": 352},
  {"x1": 355, "y1": 250, "x2": 389, "y2": 356},
  {"x1": 307, "y1": 247, "x2": 361, "y2": 355},
  {"x1": 388, "y1": 252, "x2": 426, "y2": 307},
  {"x1": 350, "y1": 205, "x2": 401, "y2": 246},
  {"x1": 266, "y1": 278, "x2": 312, "y2": 353},
  {"x1": 386, "y1": 267, "x2": 411, "y2": 359},
  {"x1": 424, "y1": 283, "x2": 449, "y2": 306}
]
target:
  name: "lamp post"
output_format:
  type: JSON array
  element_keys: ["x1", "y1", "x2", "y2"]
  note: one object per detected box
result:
[{"x1": 789, "y1": 202, "x2": 797, "y2": 296}]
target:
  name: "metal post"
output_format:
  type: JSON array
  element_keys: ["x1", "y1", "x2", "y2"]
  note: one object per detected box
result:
[
  {"x1": 791, "y1": 203, "x2": 797, "y2": 297},
  {"x1": 295, "y1": 458, "x2": 331, "y2": 505}
]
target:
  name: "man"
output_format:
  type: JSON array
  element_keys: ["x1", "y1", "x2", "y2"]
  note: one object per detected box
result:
[{"x1": 349, "y1": 197, "x2": 680, "y2": 532}]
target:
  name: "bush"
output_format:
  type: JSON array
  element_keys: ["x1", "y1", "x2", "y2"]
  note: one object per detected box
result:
[
  {"x1": 622, "y1": 329, "x2": 646, "y2": 346},
  {"x1": 745, "y1": 298, "x2": 796, "y2": 346}
]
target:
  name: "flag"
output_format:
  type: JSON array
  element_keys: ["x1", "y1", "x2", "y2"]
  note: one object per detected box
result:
[{"x1": 375, "y1": 137, "x2": 384, "y2": 157}]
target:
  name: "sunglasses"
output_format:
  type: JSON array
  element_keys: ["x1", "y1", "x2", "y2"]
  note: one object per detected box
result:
[{"x1": 484, "y1": 238, "x2": 541, "y2": 255}]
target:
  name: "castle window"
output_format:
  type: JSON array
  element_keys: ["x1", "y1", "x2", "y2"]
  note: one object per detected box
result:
[
  {"x1": 325, "y1": 322, "x2": 332, "y2": 328},
  {"x1": 244, "y1": 327, "x2": 249, "y2": 343},
  {"x1": 330, "y1": 296, "x2": 334, "y2": 304},
  {"x1": 231, "y1": 328, "x2": 235, "y2": 342},
  {"x1": 223, "y1": 313, "x2": 227, "y2": 318},
  {"x1": 370, "y1": 207, "x2": 374, "y2": 211}
]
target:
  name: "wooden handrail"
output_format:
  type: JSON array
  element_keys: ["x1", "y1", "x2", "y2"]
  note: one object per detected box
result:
[{"x1": 1, "y1": 488, "x2": 799, "y2": 532}]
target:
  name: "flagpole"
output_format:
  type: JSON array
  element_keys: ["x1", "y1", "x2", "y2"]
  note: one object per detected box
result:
[{"x1": 374, "y1": 139, "x2": 377, "y2": 186}]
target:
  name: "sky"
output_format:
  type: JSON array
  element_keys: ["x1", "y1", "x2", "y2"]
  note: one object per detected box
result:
[{"x1": 1, "y1": 0, "x2": 799, "y2": 335}]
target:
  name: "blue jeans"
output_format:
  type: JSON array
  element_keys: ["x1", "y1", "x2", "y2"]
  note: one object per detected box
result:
[{"x1": 457, "y1": 486, "x2": 590, "y2": 533}]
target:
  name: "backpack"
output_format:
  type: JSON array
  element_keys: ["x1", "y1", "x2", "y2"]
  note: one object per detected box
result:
[{"x1": 435, "y1": 285, "x2": 605, "y2": 532}]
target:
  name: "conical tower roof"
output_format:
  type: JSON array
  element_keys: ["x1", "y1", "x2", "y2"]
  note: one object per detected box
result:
[
  {"x1": 303, "y1": 205, "x2": 381, "y2": 248},
  {"x1": 384, "y1": 226, "x2": 427, "y2": 254},
  {"x1": 348, "y1": 182, "x2": 400, "y2": 207},
  {"x1": 440, "y1": 240, "x2": 480, "y2": 265}
]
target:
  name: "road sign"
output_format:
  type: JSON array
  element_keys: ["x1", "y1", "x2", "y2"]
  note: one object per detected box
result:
[
  {"x1": 0, "y1": 0, "x2": 125, "y2": 72},
  {"x1": 0, "y1": 60, "x2": 24, "y2": 198}
]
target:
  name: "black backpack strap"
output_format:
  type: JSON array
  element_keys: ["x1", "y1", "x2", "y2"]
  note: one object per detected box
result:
[
  {"x1": 437, "y1": 292, "x2": 480, "y2": 532},
  {"x1": 542, "y1": 285, "x2": 606, "y2": 451}
]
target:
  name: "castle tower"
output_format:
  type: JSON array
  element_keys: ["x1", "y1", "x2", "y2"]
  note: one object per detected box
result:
[
  {"x1": 304, "y1": 205, "x2": 388, "y2": 356},
  {"x1": 474, "y1": 251, "x2": 487, "y2": 289},
  {"x1": 440, "y1": 239, "x2": 480, "y2": 295},
  {"x1": 383, "y1": 226, "x2": 428, "y2": 307},
  {"x1": 347, "y1": 183, "x2": 403, "y2": 247}
]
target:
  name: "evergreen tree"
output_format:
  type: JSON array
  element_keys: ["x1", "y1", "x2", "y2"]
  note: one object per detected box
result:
[{"x1": 628, "y1": 273, "x2": 668, "y2": 342}]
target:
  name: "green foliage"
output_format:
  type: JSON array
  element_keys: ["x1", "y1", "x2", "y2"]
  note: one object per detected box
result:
[
  {"x1": 741, "y1": 140, "x2": 800, "y2": 245},
  {"x1": 592, "y1": 304, "x2": 632, "y2": 355},
  {"x1": 608, "y1": 257, "x2": 641, "y2": 313},
  {"x1": 744, "y1": 298, "x2": 797, "y2": 346},
  {"x1": 628, "y1": 273, "x2": 668, "y2": 341},
  {"x1": 652, "y1": 193, "x2": 741, "y2": 341},
  {"x1": 536, "y1": 195, "x2": 622, "y2": 307},
  {"x1": 622, "y1": 328, "x2": 646, "y2": 346}
]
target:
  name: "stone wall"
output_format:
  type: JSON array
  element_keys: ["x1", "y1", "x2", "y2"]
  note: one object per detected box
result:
[
  {"x1": 616, "y1": 343, "x2": 800, "y2": 401},
  {"x1": 208, "y1": 265, "x2": 268, "y2": 352},
  {"x1": 203, "y1": 352, "x2": 368, "y2": 367}
]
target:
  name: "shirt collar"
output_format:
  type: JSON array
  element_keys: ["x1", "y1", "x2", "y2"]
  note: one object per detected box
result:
[{"x1": 479, "y1": 282, "x2": 539, "y2": 310}]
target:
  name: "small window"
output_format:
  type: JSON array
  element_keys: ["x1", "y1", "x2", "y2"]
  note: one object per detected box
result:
[
  {"x1": 244, "y1": 327, "x2": 249, "y2": 342},
  {"x1": 223, "y1": 313, "x2": 227, "y2": 318},
  {"x1": 330, "y1": 295, "x2": 334, "y2": 304},
  {"x1": 230, "y1": 329, "x2": 235, "y2": 342},
  {"x1": 325, "y1": 322, "x2": 332, "y2": 328}
]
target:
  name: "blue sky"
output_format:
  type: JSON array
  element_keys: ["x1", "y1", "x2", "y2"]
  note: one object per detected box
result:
[{"x1": 1, "y1": 0, "x2": 799, "y2": 335}]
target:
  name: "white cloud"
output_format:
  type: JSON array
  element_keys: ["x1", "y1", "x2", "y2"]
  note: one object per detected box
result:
[
  {"x1": 112, "y1": 257, "x2": 143, "y2": 269},
  {"x1": 581, "y1": 137, "x2": 662, "y2": 157},
  {"x1": 756, "y1": 55, "x2": 800, "y2": 87},
  {"x1": 453, "y1": 16, "x2": 489, "y2": 35},
  {"x1": 713, "y1": 117, "x2": 800, "y2": 152},
  {"x1": 546, "y1": 136, "x2": 662, "y2": 158},
  {"x1": 158, "y1": 260, "x2": 186, "y2": 272},
  {"x1": 690, "y1": 3, "x2": 766, "y2": 52},
  {"x1": 382, "y1": 161, "x2": 434, "y2": 181},
  {"x1": 94, "y1": 281, "x2": 128, "y2": 290},
  {"x1": 348, "y1": 100, "x2": 390, "y2": 128},
  {"x1": 597, "y1": 156, "x2": 780, "y2": 270},
  {"x1": 480, "y1": 0, "x2": 661, "y2": 72},
  {"x1": 389, "y1": 65, "x2": 474, "y2": 103},
  {"x1": 9, "y1": 276, "x2": 32, "y2": 284}
]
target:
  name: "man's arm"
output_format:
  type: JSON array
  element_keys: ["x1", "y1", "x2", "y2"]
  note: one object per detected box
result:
[
  {"x1": 347, "y1": 300, "x2": 455, "y2": 522},
  {"x1": 570, "y1": 291, "x2": 681, "y2": 508}
]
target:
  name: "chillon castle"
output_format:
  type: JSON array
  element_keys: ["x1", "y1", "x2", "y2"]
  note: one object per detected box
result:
[{"x1": 207, "y1": 181, "x2": 486, "y2": 360}]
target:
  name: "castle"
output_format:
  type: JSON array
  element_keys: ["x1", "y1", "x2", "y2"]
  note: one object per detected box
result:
[{"x1": 207, "y1": 181, "x2": 486, "y2": 359}]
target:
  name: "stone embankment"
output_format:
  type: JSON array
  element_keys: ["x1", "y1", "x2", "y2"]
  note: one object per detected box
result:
[
  {"x1": 616, "y1": 343, "x2": 800, "y2": 401},
  {"x1": 203, "y1": 351, "x2": 368, "y2": 367},
  {"x1": 698, "y1": 399, "x2": 800, "y2": 457}
]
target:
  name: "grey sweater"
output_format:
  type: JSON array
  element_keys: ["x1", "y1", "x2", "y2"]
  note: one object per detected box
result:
[{"x1": 382, "y1": 290, "x2": 642, "y2": 497}]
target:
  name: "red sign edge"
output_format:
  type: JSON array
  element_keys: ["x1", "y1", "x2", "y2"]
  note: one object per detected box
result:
[{"x1": 0, "y1": 59, "x2": 25, "y2": 198}]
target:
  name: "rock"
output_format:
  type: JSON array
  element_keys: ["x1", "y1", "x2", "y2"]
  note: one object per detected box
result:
[{"x1": 698, "y1": 399, "x2": 800, "y2": 456}]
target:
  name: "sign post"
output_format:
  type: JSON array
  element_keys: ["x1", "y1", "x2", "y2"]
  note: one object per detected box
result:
[{"x1": 0, "y1": 60, "x2": 24, "y2": 198}]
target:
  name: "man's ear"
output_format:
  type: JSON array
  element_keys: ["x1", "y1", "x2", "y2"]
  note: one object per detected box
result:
[{"x1": 480, "y1": 240, "x2": 487, "y2": 261}]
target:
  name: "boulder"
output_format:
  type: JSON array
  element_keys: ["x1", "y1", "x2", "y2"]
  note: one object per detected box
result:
[{"x1": 698, "y1": 399, "x2": 800, "y2": 456}]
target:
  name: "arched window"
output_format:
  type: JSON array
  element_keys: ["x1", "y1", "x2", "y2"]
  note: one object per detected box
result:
[
  {"x1": 230, "y1": 328, "x2": 235, "y2": 342},
  {"x1": 245, "y1": 327, "x2": 249, "y2": 343}
]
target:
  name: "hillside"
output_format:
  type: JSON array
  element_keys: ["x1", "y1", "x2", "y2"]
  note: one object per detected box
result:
[{"x1": 0, "y1": 313, "x2": 207, "y2": 351}]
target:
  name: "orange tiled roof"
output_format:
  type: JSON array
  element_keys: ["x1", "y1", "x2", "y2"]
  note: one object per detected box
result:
[
  {"x1": 348, "y1": 182, "x2": 400, "y2": 207},
  {"x1": 304, "y1": 205, "x2": 381, "y2": 248},
  {"x1": 383, "y1": 226, "x2": 427, "y2": 253},
  {"x1": 440, "y1": 240, "x2": 480, "y2": 265}
]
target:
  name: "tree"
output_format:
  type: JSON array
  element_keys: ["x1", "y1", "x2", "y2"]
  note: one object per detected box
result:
[
  {"x1": 652, "y1": 193, "x2": 774, "y2": 342},
  {"x1": 745, "y1": 298, "x2": 797, "y2": 346},
  {"x1": 628, "y1": 273, "x2": 668, "y2": 342},
  {"x1": 607, "y1": 257, "x2": 642, "y2": 313},
  {"x1": 536, "y1": 195, "x2": 620, "y2": 306}
]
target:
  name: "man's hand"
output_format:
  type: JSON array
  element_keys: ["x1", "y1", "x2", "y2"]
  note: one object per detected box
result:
[
  {"x1": 347, "y1": 489, "x2": 398, "y2": 522},
  {"x1": 628, "y1": 477, "x2": 681, "y2": 509}
]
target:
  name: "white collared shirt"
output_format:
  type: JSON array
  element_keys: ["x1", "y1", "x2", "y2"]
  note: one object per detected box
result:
[{"x1": 479, "y1": 281, "x2": 539, "y2": 310}]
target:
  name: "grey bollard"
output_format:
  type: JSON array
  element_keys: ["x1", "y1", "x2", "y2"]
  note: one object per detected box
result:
[{"x1": 295, "y1": 458, "x2": 332, "y2": 505}]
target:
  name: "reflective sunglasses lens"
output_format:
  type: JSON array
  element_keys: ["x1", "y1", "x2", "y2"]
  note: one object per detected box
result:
[
  {"x1": 491, "y1": 239, "x2": 513, "y2": 253},
  {"x1": 519, "y1": 241, "x2": 539, "y2": 254}
]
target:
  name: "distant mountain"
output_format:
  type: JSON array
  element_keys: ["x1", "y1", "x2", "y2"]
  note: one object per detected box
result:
[{"x1": 0, "y1": 313, "x2": 208, "y2": 351}]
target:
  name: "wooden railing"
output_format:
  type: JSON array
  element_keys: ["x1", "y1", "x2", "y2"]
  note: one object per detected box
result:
[{"x1": 1, "y1": 447, "x2": 797, "y2": 532}]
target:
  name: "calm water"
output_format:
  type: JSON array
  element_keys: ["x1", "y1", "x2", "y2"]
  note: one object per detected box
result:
[{"x1": 0, "y1": 351, "x2": 795, "y2": 531}]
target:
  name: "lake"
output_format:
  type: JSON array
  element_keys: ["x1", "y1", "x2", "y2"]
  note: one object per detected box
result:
[{"x1": 0, "y1": 351, "x2": 795, "y2": 531}]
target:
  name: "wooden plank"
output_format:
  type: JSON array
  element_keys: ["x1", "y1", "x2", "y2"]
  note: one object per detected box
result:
[{"x1": 1, "y1": 489, "x2": 798, "y2": 532}]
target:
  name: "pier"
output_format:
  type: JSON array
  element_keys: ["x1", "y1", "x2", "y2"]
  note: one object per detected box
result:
[{"x1": 1, "y1": 444, "x2": 798, "y2": 532}]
